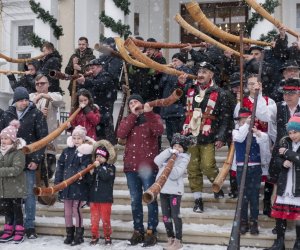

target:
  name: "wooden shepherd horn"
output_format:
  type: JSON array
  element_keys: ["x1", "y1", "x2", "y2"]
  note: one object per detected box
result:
[
  {"x1": 0, "y1": 53, "x2": 44, "y2": 63},
  {"x1": 186, "y1": 1, "x2": 271, "y2": 47},
  {"x1": 0, "y1": 70, "x2": 26, "y2": 75},
  {"x1": 174, "y1": 14, "x2": 241, "y2": 57}
]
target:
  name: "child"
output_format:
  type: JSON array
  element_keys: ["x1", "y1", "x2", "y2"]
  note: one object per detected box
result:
[
  {"x1": 154, "y1": 133, "x2": 191, "y2": 250},
  {"x1": 0, "y1": 120, "x2": 26, "y2": 244},
  {"x1": 71, "y1": 88, "x2": 100, "y2": 140},
  {"x1": 88, "y1": 139, "x2": 116, "y2": 246},
  {"x1": 54, "y1": 125, "x2": 93, "y2": 246},
  {"x1": 267, "y1": 114, "x2": 300, "y2": 250},
  {"x1": 233, "y1": 107, "x2": 270, "y2": 235}
]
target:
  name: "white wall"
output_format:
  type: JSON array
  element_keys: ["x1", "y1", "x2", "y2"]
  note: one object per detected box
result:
[{"x1": 282, "y1": 0, "x2": 300, "y2": 44}]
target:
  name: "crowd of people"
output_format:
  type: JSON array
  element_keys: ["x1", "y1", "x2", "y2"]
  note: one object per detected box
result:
[{"x1": 0, "y1": 25, "x2": 299, "y2": 250}]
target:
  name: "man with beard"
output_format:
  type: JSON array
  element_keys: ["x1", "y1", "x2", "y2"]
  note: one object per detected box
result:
[
  {"x1": 65, "y1": 37, "x2": 95, "y2": 96},
  {"x1": 179, "y1": 61, "x2": 230, "y2": 213}
]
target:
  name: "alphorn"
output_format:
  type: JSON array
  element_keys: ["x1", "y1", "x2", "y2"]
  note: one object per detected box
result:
[
  {"x1": 143, "y1": 154, "x2": 177, "y2": 204},
  {"x1": 0, "y1": 53, "x2": 44, "y2": 63},
  {"x1": 147, "y1": 89, "x2": 183, "y2": 108},
  {"x1": 245, "y1": 0, "x2": 300, "y2": 38},
  {"x1": 22, "y1": 107, "x2": 81, "y2": 154},
  {"x1": 175, "y1": 14, "x2": 241, "y2": 57},
  {"x1": 124, "y1": 38, "x2": 197, "y2": 79},
  {"x1": 186, "y1": 1, "x2": 271, "y2": 47},
  {"x1": 131, "y1": 37, "x2": 206, "y2": 49},
  {"x1": 34, "y1": 163, "x2": 97, "y2": 196},
  {"x1": 212, "y1": 143, "x2": 235, "y2": 193},
  {"x1": 94, "y1": 43, "x2": 124, "y2": 60},
  {"x1": 49, "y1": 70, "x2": 93, "y2": 81},
  {"x1": 0, "y1": 70, "x2": 26, "y2": 75}
]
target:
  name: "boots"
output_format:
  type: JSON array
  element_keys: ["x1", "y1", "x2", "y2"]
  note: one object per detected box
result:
[
  {"x1": 193, "y1": 198, "x2": 203, "y2": 213},
  {"x1": 71, "y1": 227, "x2": 84, "y2": 246},
  {"x1": 142, "y1": 229, "x2": 157, "y2": 247},
  {"x1": 293, "y1": 239, "x2": 300, "y2": 250},
  {"x1": 228, "y1": 174, "x2": 238, "y2": 199},
  {"x1": 127, "y1": 230, "x2": 144, "y2": 246},
  {"x1": 264, "y1": 238, "x2": 285, "y2": 250},
  {"x1": 249, "y1": 220, "x2": 259, "y2": 235},
  {"x1": 64, "y1": 226, "x2": 75, "y2": 245},
  {"x1": 214, "y1": 189, "x2": 225, "y2": 199},
  {"x1": 0, "y1": 224, "x2": 14, "y2": 243},
  {"x1": 13, "y1": 225, "x2": 25, "y2": 244},
  {"x1": 240, "y1": 220, "x2": 249, "y2": 235}
]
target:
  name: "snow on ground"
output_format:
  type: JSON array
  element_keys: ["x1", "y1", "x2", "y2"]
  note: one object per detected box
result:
[{"x1": 0, "y1": 235, "x2": 263, "y2": 250}]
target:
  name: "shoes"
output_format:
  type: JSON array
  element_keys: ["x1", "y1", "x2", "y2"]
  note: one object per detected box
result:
[
  {"x1": 228, "y1": 191, "x2": 238, "y2": 199},
  {"x1": 0, "y1": 224, "x2": 14, "y2": 243},
  {"x1": 12, "y1": 225, "x2": 25, "y2": 244},
  {"x1": 193, "y1": 198, "x2": 203, "y2": 213},
  {"x1": 214, "y1": 189, "x2": 225, "y2": 199},
  {"x1": 240, "y1": 220, "x2": 249, "y2": 235},
  {"x1": 250, "y1": 220, "x2": 259, "y2": 235},
  {"x1": 64, "y1": 226, "x2": 75, "y2": 244},
  {"x1": 163, "y1": 237, "x2": 175, "y2": 248},
  {"x1": 89, "y1": 236, "x2": 99, "y2": 245},
  {"x1": 105, "y1": 237, "x2": 112, "y2": 245},
  {"x1": 272, "y1": 226, "x2": 277, "y2": 235},
  {"x1": 264, "y1": 238, "x2": 285, "y2": 250},
  {"x1": 142, "y1": 229, "x2": 157, "y2": 247},
  {"x1": 127, "y1": 230, "x2": 144, "y2": 246},
  {"x1": 71, "y1": 227, "x2": 84, "y2": 246},
  {"x1": 25, "y1": 228, "x2": 38, "y2": 239}
]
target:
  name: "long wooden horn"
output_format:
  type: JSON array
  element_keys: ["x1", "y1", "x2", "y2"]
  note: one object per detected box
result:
[
  {"x1": 115, "y1": 37, "x2": 149, "y2": 68},
  {"x1": 131, "y1": 37, "x2": 205, "y2": 49},
  {"x1": 0, "y1": 53, "x2": 44, "y2": 63},
  {"x1": 124, "y1": 38, "x2": 197, "y2": 79},
  {"x1": 245, "y1": 0, "x2": 300, "y2": 38},
  {"x1": 94, "y1": 43, "x2": 124, "y2": 60},
  {"x1": 174, "y1": 14, "x2": 241, "y2": 57},
  {"x1": 186, "y1": 1, "x2": 271, "y2": 47},
  {"x1": 147, "y1": 89, "x2": 183, "y2": 108},
  {"x1": 34, "y1": 162, "x2": 97, "y2": 196},
  {"x1": 0, "y1": 70, "x2": 26, "y2": 75},
  {"x1": 143, "y1": 154, "x2": 177, "y2": 204},
  {"x1": 49, "y1": 70, "x2": 93, "y2": 81},
  {"x1": 22, "y1": 107, "x2": 81, "y2": 154}
]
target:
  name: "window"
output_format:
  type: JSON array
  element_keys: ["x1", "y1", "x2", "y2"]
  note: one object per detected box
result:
[
  {"x1": 134, "y1": 13, "x2": 140, "y2": 35},
  {"x1": 17, "y1": 53, "x2": 31, "y2": 72},
  {"x1": 297, "y1": 4, "x2": 300, "y2": 28},
  {"x1": 18, "y1": 25, "x2": 33, "y2": 46}
]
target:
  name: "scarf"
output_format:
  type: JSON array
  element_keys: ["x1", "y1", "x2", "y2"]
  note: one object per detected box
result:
[{"x1": 0, "y1": 144, "x2": 14, "y2": 156}]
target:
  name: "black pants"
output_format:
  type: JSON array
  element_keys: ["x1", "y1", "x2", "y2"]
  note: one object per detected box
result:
[
  {"x1": 97, "y1": 112, "x2": 116, "y2": 145},
  {"x1": 160, "y1": 193, "x2": 182, "y2": 240},
  {"x1": 0, "y1": 198, "x2": 23, "y2": 225}
]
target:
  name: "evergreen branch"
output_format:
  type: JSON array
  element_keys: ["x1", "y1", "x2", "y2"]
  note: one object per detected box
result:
[{"x1": 113, "y1": 0, "x2": 130, "y2": 15}]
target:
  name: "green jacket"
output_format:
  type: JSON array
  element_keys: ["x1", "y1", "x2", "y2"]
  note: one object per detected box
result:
[{"x1": 0, "y1": 146, "x2": 26, "y2": 198}]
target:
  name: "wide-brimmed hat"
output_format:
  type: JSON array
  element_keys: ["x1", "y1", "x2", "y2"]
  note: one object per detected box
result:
[
  {"x1": 249, "y1": 46, "x2": 264, "y2": 53},
  {"x1": 280, "y1": 78, "x2": 300, "y2": 94},
  {"x1": 280, "y1": 60, "x2": 300, "y2": 73},
  {"x1": 234, "y1": 107, "x2": 252, "y2": 120},
  {"x1": 195, "y1": 61, "x2": 216, "y2": 73}
]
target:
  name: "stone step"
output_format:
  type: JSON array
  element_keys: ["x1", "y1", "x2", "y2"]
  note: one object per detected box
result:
[{"x1": 0, "y1": 216, "x2": 295, "y2": 248}]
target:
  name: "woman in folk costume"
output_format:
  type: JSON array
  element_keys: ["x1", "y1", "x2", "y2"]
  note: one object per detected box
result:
[
  {"x1": 178, "y1": 61, "x2": 231, "y2": 213},
  {"x1": 234, "y1": 74, "x2": 274, "y2": 216}
]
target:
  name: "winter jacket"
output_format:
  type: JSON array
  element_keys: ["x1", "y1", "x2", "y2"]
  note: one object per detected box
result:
[
  {"x1": 87, "y1": 162, "x2": 115, "y2": 203},
  {"x1": 65, "y1": 48, "x2": 95, "y2": 96},
  {"x1": 274, "y1": 136, "x2": 300, "y2": 197},
  {"x1": 117, "y1": 111, "x2": 164, "y2": 173},
  {"x1": 154, "y1": 148, "x2": 190, "y2": 195},
  {"x1": 70, "y1": 105, "x2": 100, "y2": 140},
  {"x1": 7, "y1": 74, "x2": 36, "y2": 94},
  {"x1": 0, "y1": 139, "x2": 26, "y2": 198},
  {"x1": 160, "y1": 64, "x2": 193, "y2": 119},
  {"x1": 54, "y1": 137, "x2": 93, "y2": 201},
  {"x1": 0, "y1": 102, "x2": 48, "y2": 166},
  {"x1": 39, "y1": 51, "x2": 62, "y2": 93}
]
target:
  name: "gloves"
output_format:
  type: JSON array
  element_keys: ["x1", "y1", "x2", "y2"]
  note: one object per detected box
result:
[
  {"x1": 169, "y1": 148, "x2": 179, "y2": 155},
  {"x1": 83, "y1": 105, "x2": 92, "y2": 114}
]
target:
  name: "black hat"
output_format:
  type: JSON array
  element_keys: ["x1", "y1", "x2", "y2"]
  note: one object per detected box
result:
[
  {"x1": 13, "y1": 87, "x2": 29, "y2": 104},
  {"x1": 195, "y1": 61, "x2": 216, "y2": 73},
  {"x1": 146, "y1": 38, "x2": 160, "y2": 50},
  {"x1": 171, "y1": 133, "x2": 190, "y2": 152},
  {"x1": 249, "y1": 46, "x2": 264, "y2": 53},
  {"x1": 95, "y1": 146, "x2": 110, "y2": 160},
  {"x1": 280, "y1": 60, "x2": 300, "y2": 73},
  {"x1": 127, "y1": 94, "x2": 144, "y2": 105},
  {"x1": 234, "y1": 107, "x2": 252, "y2": 120},
  {"x1": 102, "y1": 37, "x2": 116, "y2": 49},
  {"x1": 172, "y1": 53, "x2": 187, "y2": 64},
  {"x1": 88, "y1": 58, "x2": 105, "y2": 66},
  {"x1": 281, "y1": 78, "x2": 300, "y2": 93},
  {"x1": 135, "y1": 36, "x2": 144, "y2": 41},
  {"x1": 230, "y1": 72, "x2": 244, "y2": 88}
]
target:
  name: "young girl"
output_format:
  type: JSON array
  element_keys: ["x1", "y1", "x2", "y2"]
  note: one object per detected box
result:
[
  {"x1": 54, "y1": 125, "x2": 93, "y2": 246},
  {"x1": 88, "y1": 139, "x2": 116, "y2": 246},
  {"x1": 0, "y1": 120, "x2": 26, "y2": 244},
  {"x1": 71, "y1": 88, "x2": 100, "y2": 140},
  {"x1": 267, "y1": 114, "x2": 300, "y2": 249},
  {"x1": 154, "y1": 133, "x2": 191, "y2": 250}
]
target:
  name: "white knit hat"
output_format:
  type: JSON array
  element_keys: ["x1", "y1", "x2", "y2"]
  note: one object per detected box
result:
[{"x1": 72, "y1": 125, "x2": 87, "y2": 139}]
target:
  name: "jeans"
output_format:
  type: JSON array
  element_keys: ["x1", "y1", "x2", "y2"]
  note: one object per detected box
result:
[
  {"x1": 236, "y1": 165, "x2": 262, "y2": 221},
  {"x1": 125, "y1": 171, "x2": 158, "y2": 234},
  {"x1": 24, "y1": 170, "x2": 36, "y2": 229}
]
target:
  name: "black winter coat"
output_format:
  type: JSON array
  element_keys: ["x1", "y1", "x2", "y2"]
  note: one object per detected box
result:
[
  {"x1": 0, "y1": 102, "x2": 48, "y2": 166},
  {"x1": 7, "y1": 74, "x2": 36, "y2": 94},
  {"x1": 55, "y1": 147, "x2": 91, "y2": 201},
  {"x1": 87, "y1": 163, "x2": 115, "y2": 203}
]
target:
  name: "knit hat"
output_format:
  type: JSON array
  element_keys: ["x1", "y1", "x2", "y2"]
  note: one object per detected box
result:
[
  {"x1": 72, "y1": 125, "x2": 87, "y2": 139},
  {"x1": 230, "y1": 72, "x2": 244, "y2": 88},
  {"x1": 87, "y1": 58, "x2": 105, "y2": 66},
  {"x1": 234, "y1": 107, "x2": 252, "y2": 120},
  {"x1": 95, "y1": 146, "x2": 110, "y2": 160},
  {"x1": 127, "y1": 94, "x2": 144, "y2": 105},
  {"x1": 287, "y1": 113, "x2": 300, "y2": 132},
  {"x1": 13, "y1": 87, "x2": 29, "y2": 104},
  {"x1": 172, "y1": 52, "x2": 187, "y2": 64},
  {"x1": 171, "y1": 133, "x2": 190, "y2": 152},
  {"x1": 0, "y1": 120, "x2": 20, "y2": 142}
]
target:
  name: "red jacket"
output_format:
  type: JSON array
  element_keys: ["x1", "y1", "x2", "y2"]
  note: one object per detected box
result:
[
  {"x1": 117, "y1": 111, "x2": 164, "y2": 173},
  {"x1": 71, "y1": 107, "x2": 100, "y2": 140}
]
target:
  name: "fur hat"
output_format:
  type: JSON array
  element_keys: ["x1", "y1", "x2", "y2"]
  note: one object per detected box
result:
[
  {"x1": 127, "y1": 94, "x2": 144, "y2": 105},
  {"x1": 172, "y1": 52, "x2": 187, "y2": 64},
  {"x1": 13, "y1": 87, "x2": 29, "y2": 104},
  {"x1": 72, "y1": 125, "x2": 87, "y2": 139},
  {"x1": 0, "y1": 120, "x2": 20, "y2": 142},
  {"x1": 95, "y1": 146, "x2": 110, "y2": 160},
  {"x1": 170, "y1": 133, "x2": 191, "y2": 152},
  {"x1": 287, "y1": 113, "x2": 300, "y2": 132}
]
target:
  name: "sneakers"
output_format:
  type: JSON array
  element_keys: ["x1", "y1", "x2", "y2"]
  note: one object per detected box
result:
[
  {"x1": 12, "y1": 225, "x2": 25, "y2": 244},
  {"x1": 127, "y1": 230, "x2": 144, "y2": 246},
  {"x1": 142, "y1": 230, "x2": 157, "y2": 247},
  {"x1": 193, "y1": 198, "x2": 203, "y2": 213},
  {"x1": 26, "y1": 228, "x2": 38, "y2": 239},
  {"x1": 0, "y1": 224, "x2": 14, "y2": 243},
  {"x1": 105, "y1": 237, "x2": 112, "y2": 245},
  {"x1": 214, "y1": 189, "x2": 225, "y2": 199},
  {"x1": 89, "y1": 236, "x2": 99, "y2": 245},
  {"x1": 166, "y1": 238, "x2": 183, "y2": 250}
]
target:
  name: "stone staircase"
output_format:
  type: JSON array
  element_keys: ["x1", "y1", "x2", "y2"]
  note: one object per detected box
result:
[{"x1": 0, "y1": 135, "x2": 297, "y2": 249}]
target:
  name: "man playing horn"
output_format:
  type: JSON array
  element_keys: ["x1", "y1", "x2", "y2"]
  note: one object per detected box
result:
[{"x1": 179, "y1": 61, "x2": 231, "y2": 213}]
